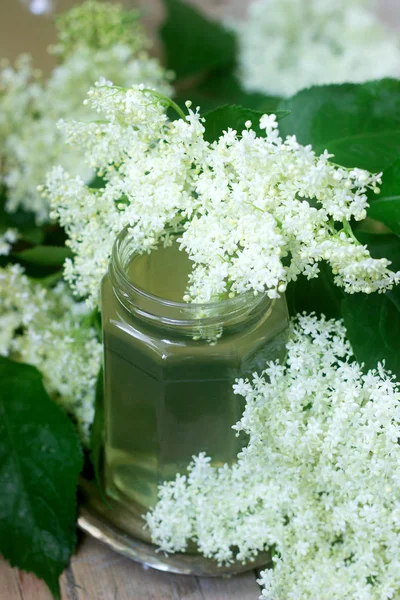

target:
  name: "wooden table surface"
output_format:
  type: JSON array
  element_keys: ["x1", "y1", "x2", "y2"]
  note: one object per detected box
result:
[{"x1": 0, "y1": 535, "x2": 261, "y2": 600}]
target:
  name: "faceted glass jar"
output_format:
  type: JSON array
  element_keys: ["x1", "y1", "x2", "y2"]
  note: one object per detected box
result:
[{"x1": 99, "y1": 228, "x2": 289, "y2": 572}]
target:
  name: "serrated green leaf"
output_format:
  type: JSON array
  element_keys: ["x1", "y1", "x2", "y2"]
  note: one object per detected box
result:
[
  {"x1": 278, "y1": 79, "x2": 400, "y2": 172},
  {"x1": 342, "y1": 291, "x2": 400, "y2": 379},
  {"x1": 203, "y1": 105, "x2": 288, "y2": 143},
  {"x1": 0, "y1": 358, "x2": 83, "y2": 598},
  {"x1": 161, "y1": 0, "x2": 236, "y2": 80},
  {"x1": 16, "y1": 245, "x2": 73, "y2": 266},
  {"x1": 367, "y1": 159, "x2": 400, "y2": 234}
]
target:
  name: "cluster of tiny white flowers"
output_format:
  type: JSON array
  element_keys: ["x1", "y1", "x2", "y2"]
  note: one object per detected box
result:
[
  {"x1": 0, "y1": 264, "x2": 102, "y2": 442},
  {"x1": 0, "y1": 55, "x2": 41, "y2": 142},
  {"x1": 229, "y1": 0, "x2": 400, "y2": 97},
  {"x1": 45, "y1": 84, "x2": 398, "y2": 306},
  {"x1": 146, "y1": 313, "x2": 400, "y2": 600},
  {"x1": 49, "y1": 0, "x2": 149, "y2": 59},
  {"x1": 0, "y1": 228, "x2": 19, "y2": 256},
  {"x1": 0, "y1": 0, "x2": 173, "y2": 223}
]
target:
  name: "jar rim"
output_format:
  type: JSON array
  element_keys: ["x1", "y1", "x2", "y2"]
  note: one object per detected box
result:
[
  {"x1": 109, "y1": 227, "x2": 272, "y2": 333},
  {"x1": 112, "y1": 226, "x2": 265, "y2": 310}
]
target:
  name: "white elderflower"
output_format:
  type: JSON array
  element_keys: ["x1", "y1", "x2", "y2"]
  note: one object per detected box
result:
[
  {"x1": 146, "y1": 314, "x2": 400, "y2": 600},
  {"x1": 0, "y1": 55, "x2": 42, "y2": 141},
  {"x1": 0, "y1": 264, "x2": 102, "y2": 442},
  {"x1": 0, "y1": 0, "x2": 173, "y2": 223},
  {"x1": 229, "y1": 0, "x2": 400, "y2": 97},
  {"x1": 49, "y1": 0, "x2": 149, "y2": 59},
  {"x1": 0, "y1": 228, "x2": 19, "y2": 256},
  {"x1": 45, "y1": 85, "x2": 398, "y2": 306}
]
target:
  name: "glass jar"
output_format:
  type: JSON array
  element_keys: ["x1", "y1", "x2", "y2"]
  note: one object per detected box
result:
[{"x1": 97, "y1": 227, "x2": 289, "y2": 573}]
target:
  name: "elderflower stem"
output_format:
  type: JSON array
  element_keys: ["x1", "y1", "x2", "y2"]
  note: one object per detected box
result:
[
  {"x1": 99, "y1": 84, "x2": 186, "y2": 120},
  {"x1": 342, "y1": 218, "x2": 360, "y2": 244},
  {"x1": 140, "y1": 88, "x2": 186, "y2": 120}
]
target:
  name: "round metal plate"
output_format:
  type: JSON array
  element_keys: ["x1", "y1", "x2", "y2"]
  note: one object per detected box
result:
[{"x1": 78, "y1": 478, "x2": 270, "y2": 576}]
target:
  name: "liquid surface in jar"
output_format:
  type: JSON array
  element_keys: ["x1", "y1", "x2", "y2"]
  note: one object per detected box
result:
[
  {"x1": 126, "y1": 241, "x2": 193, "y2": 302},
  {"x1": 102, "y1": 242, "x2": 289, "y2": 533}
]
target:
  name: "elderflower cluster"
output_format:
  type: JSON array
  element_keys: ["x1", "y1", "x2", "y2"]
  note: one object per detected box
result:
[
  {"x1": 146, "y1": 314, "x2": 400, "y2": 600},
  {"x1": 45, "y1": 83, "x2": 398, "y2": 306},
  {"x1": 0, "y1": 229, "x2": 19, "y2": 256},
  {"x1": 0, "y1": 0, "x2": 173, "y2": 223},
  {"x1": 50, "y1": 0, "x2": 149, "y2": 58},
  {"x1": 229, "y1": 0, "x2": 400, "y2": 98},
  {"x1": 0, "y1": 264, "x2": 102, "y2": 442}
]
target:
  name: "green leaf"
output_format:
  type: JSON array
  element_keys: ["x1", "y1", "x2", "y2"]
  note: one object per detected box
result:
[
  {"x1": 342, "y1": 290, "x2": 400, "y2": 379},
  {"x1": 161, "y1": 0, "x2": 236, "y2": 80},
  {"x1": 35, "y1": 270, "x2": 64, "y2": 288},
  {"x1": 197, "y1": 74, "x2": 282, "y2": 112},
  {"x1": 367, "y1": 158, "x2": 400, "y2": 235},
  {"x1": 0, "y1": 358, "x2": 83, "y2": 598},
  {"x1": 278, "y1": 79, "x2": 400, "y2": 172},
  {"x1": 355, "y1": 231, "x2": 400, "y2": 271},
  {"x1": 16, "y1": 245, "x2": 73, "y2": 266},
  {"x1": 286, "y1": 262, "x2": 344, "y2": 319},
  {"x1": 19, "y1": 228, "x2": 45, "y2": 246},
  {"x1": 203, "y1": 105, "x2": 289, "y2": 143},
  {"x1": 175, "y1": 73, "x2": 282, "y2": 114}
]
